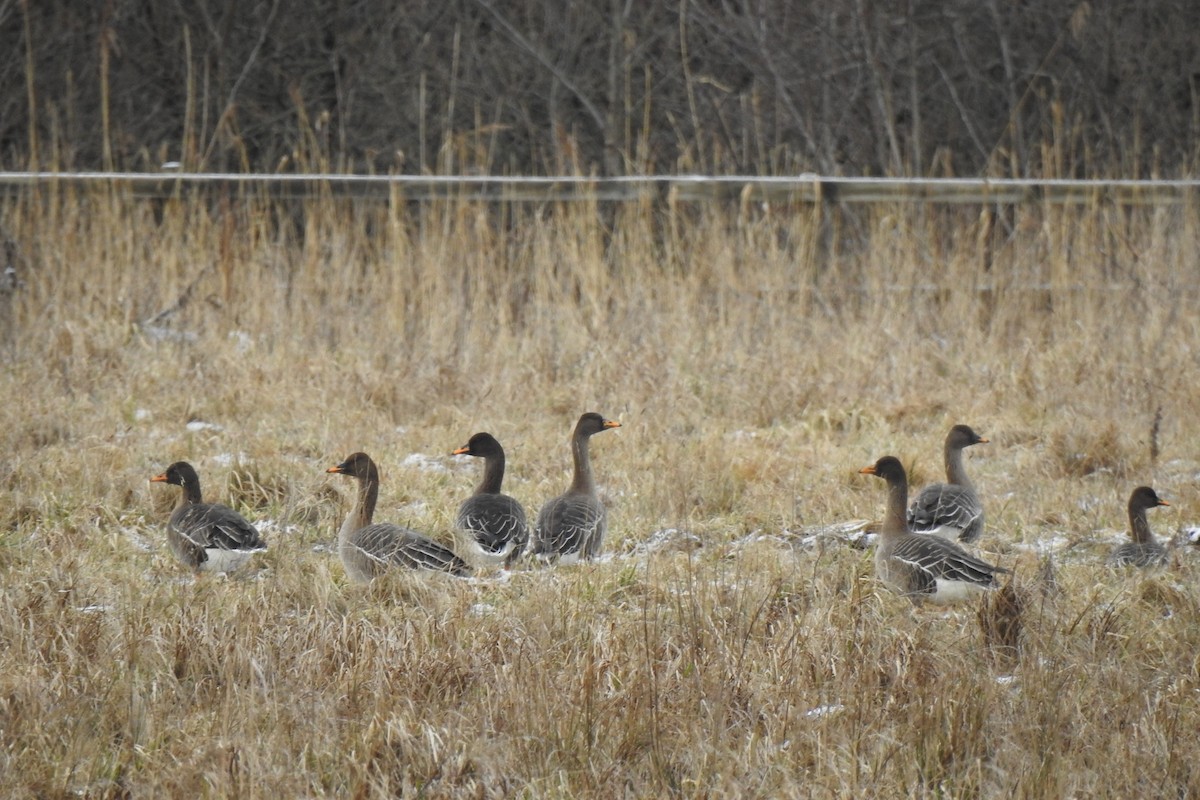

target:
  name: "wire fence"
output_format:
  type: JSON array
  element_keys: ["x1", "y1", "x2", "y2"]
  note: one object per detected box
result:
[{"x1": 2, "y1": 172, "x2": 1199, "y2": 205}]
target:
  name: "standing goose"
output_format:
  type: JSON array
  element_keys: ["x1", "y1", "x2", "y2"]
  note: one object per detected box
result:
[
  {"x1": 531, "y1": 412, "x2": 621, "y2": 563},
  {"x1": 327, "y1": 452, "x2": 470, "y2": 581},
  {"x1": 907, "y1": 424, "x2": 989, "y2": 543},
  {"x1": 452, "y1": 432, "x2": 529, "y2": 568},
  {"x1": 150, "y1": 461, "x2": 266, "y2": 573},
  {"x1": 861, "y1": 456, "x2": 1007, "y2": 604},
  {"x1": 1109, "y1": 486, "x2": 1170, "y2": 568}
]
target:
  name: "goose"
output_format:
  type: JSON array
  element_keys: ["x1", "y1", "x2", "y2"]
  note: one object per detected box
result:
[
  {"x1": 907, "y1": 424, "x2": 989, "y2": 543},
  {"x1": 150, "y1": 461, "x2": 266, "y2": 573},
  {"x1": 452, "y1": 432, "x2": 529, "y2": 567},
  {"x1": 530, "y1": 412, "x2": 621, "y2": 563},
  {"x1": 861, "y1": 456, "x2": 1007, "y2": 604},
  {"x1": 326, "y1": 452, "x2": 470, "y2": 581},
  {"x1": 1109, "y1": 486, "x2": 1170, "y2": 568}
]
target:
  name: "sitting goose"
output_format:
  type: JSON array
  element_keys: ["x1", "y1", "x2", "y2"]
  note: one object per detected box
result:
[
  {"x1": 531, "y1": 412, "x2": 621, "y2": 563},
  {"x1": 861, "y1": 456, "x2": 1007, "y2": 605},
  {"x1": 1109, "y1": 486, "x2": 1170, "y2": 568},
  {"x1": 452, "y1": 432, "x2": 529, "y2": 568},
  {"x1": 326, "y1": 452, "x2": 470, "y2": 581},
  {"x1": 150, "y1": 461, "x2": 267, "y2": 573},
  {"x1": 907, "y1": 424, "x2": 989, "y2": 543}
]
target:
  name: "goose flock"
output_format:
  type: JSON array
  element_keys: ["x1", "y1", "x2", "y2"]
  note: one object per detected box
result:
[
  {"x1": 150, "y1": 412, "x2": 622, "y2": 580},
  {"x1": 150, "y1": 418, "x2": 1176, "y2": 604}
]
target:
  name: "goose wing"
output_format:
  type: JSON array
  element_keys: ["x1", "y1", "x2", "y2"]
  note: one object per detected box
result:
[
  {"x1": 1109, "y1": 541, "x2": 1168, "y2": 568},
  {"x1": 907, "y1": 483, "x2": 984, "y2": 541},
  {"x1": 533, "y1": 493, "x2": 605, "y2": 559},
  {"x1": 171, "y1": 503, "x2": 265, "y2": 552},
  {"x1": 349, "y1": 523, "x2": 470, "y2": 577},
  {"x1": 456, "y1": 494, "x2": 529, "y2": 557},
  {"x1": 891, "y1": 534, "x2": 1005, "y2": 589}
]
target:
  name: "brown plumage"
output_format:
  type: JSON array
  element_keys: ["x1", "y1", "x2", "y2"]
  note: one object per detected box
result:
[
  {"x1": 150, "y1": 461, "x2": 266, "y2": 573},
  {"x1": 531, "y1": 412, "x2": 621, "y2": 563},
  {"x1": 1109, "y1": 486, "x2": 1170, "y2": 568},
  {"x1": 907, "y1": 424, "x2": 988, "y2": 543},
  {"x1": 861, "y1": 456, "x2": 1007, "y2": 605},
  {"x1": 452, "y1": 432, "x2": 529, "y2": 568},
  {"x1": 327, "y1": 452, "x2": 470, "y2": 581}
]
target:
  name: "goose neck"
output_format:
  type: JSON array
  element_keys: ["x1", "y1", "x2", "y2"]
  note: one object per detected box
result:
[
  {"x1": 1128, "y1": 504, "x2": 1154, "y2": 544},
  {"x1": 341, "y1": 470, "x2": 379, "y2": 544},
  {"x1": 178, "y1": 477, "x2": 203, "y2": 508},
  {"x1": 880, "y1": 476, "x2": 910, "y2": 538},
  {"x1": 478, "y1": 452, "x2": 506, "y2": 495},
  {"x1": 569, "y1": 432, "x2": 596, "y2": 495},
  {"x1": 944, "y1": 442, "x2": 974, "y2": 489}
]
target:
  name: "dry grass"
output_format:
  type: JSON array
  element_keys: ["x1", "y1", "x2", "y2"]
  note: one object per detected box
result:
[{"x1": 2, "y1": 189, "x2": 1200, "y2": 797}]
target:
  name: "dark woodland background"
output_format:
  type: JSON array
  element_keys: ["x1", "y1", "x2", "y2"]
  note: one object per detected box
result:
[{"x1": 2, "y1": 0, "x2": 1198, "y2": 176}]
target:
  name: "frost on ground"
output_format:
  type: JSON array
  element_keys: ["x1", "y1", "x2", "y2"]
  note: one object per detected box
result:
[
  {"x1": 402, "y1": 453, "x2": 450, "y2": 474},
  {"x1": 804, "y1": 704, "x2": 845, "y2": 719},
  {"x1": 630, "y1": 528, "x2": 703, "y2": 555},
  {"x1": 731, "y1": 520, "x2": 873, "y2": 553},
  {"x1": 255, "y1": 518, "x2": 300, "y2": 537}
]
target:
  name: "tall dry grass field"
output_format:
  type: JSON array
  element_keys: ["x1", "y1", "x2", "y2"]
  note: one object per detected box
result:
[{"x1": 2, "y1": 186, "x2": 1200, "y2": 797}]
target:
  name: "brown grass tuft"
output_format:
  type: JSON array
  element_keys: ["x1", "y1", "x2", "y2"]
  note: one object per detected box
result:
[
  {"x1": 978, "y1": 576, "x2": 1025, "y2": 666},
  {"x1": 1049, "y1": 420, "x2": 1131, "y2": 478}
]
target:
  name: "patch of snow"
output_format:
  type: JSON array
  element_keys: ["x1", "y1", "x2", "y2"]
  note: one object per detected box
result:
[
  {"x1": 1012, "y1": 533, "x2": 1071, "y2": 555},
  {"x1": 77, "y1": 605, "x2": 111, "y2": 614},
  {"x1": 793, "y1": 534, "x2": 821, "y2": 550},
  {"x1": 784, "y1": 520, "x2": 875, "y2": 551},
  {"x1": 186, "y1": 420, "x2": 222, "y2": 433},
  {"x1": 632, "y1": 528, "x2": 703, "y2": 555},
  {"x1": 466, "y1": 570, "x2": 513, "y2": 586},
  {"x1": 141, "y1": 324, "x2": 197, "y2": 344},
  {"x1": 1091, "y1": 528, "x2": 1129, "y2": 546},
  {"x1": 123, "y1": 528, "x2": 155, "y2": 553},
  {"x1": 446, "y1": 455, "x2": 475, "y2": 473},
  {"x1": 470, "y1": 603, "x2": 496, "y2": 617},
  {"x1": 804, "y1": 704, "x2": 845, "y2": 719},
  {"x1": 134, "y1": 408, "x2": 152, "y2": 422},
  {"x1": 228, "y1": 330, "x2": 253, "y2": 353},
  {"x1": 255, "y1": 519, "x2": 299, "y2": 536},
  {"x1": 401, "y1": 453, "x2": 449, "y2": 474},
  {"x1": 731, "y1": 529, "x2": 774, "y2": 548}
]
